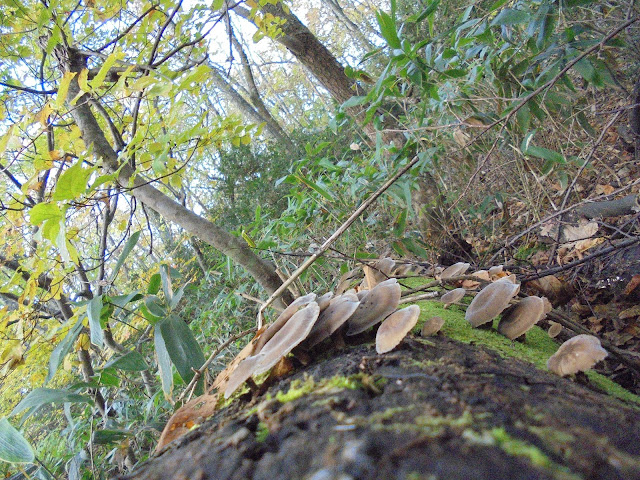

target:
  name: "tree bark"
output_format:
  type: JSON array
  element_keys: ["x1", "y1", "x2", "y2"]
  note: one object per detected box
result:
[
  {"x1": 120, "y1": 336, "x2": 640, "y2": 480},
  {"x1": 55, "y1": 46, "x2": 289, "y2": 303}
]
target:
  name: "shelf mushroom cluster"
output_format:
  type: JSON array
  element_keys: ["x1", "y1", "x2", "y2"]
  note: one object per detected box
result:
[{"x1": 218, "y1": 258, "x2": 422, "y2": 399}]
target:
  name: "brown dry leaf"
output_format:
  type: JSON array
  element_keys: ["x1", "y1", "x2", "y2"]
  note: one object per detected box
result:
[
  {"x1": 461, "y1": 279, "x2": 480, "y2": 289},
  {"x1": 595, "y1": 184, "x2": 615, "y2": 195},
  {"x1": 453, "y1": 127, "x2": 470, "y2": 147},
  {"x1": 562, "y1": 221, "x2": 598, "y2": 243},
  {"x1": 210, "y1": 327, "x2": 266, "y2": 393},
  {"x1": 528, "y1": 275, "x2": 571, "y2": 305},
  {"x1": 624, "y1": 275, "x2": 640, "y2": 296},
  {"x1": 619, "y1": 305, "x2": 640, "y2": 320},
  {"x1": 156, "y1": 393, "x2": 219, "y2": 451}
]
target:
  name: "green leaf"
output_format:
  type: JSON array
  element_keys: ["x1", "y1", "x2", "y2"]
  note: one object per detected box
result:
[
  {"x1": 341, "y1": 96, "x2": 367, "y2": 109},
  {"x1": 573, "y1": 58, "x2": 596, "y2": 83},
  {"x1": 376, "y1": 10, "x2": 401, "y2": 49},
  {"x1": 29, "y1": 203, "x2": 63, "y2": 225},
  {"x1": 160, "y1": 264, "x2": 173, "y2": 303},
  {"x1": 108, "y1": 292, "x2": 142, "y2": 308},
  {"x1": 154, "y1": 325, "x2": 174, "y2": 398},
  {"x1": 10, "y1": 388, "x2": 91, "y2": 418},
  {"x1": 91, "y1": 429, "x2": 131, "y2": 445},
  {"x1": 87, "y1": 295, "x2": 104, "y2": 348},
  {"x1": 52, "y1": 161, "x2": 92, "y2": 201},
  {"x1": 46, "y1": 319, "x2": 83, "y2": 384},
  {"x1": 144, "y1": 296, "x2": 166, "y2": 318},
  {"x1": 524, "y1": 145, "x2": 565, "y2": 164},
  {"x1": 88, "y1": 51, "x2": 124, "y2": 90},
  {"x1": 0, "y1": 418, "x2": 34, "y2": 463},
  {"x1": 111, "y1": 231, "x2": 141, "y2": 281},
  {"x1": 103, "y1": 351, "x2": 148, "y2": 371},
  {"x1": 407, "y1": 0, "x2": 440, "y2": 23},
  {"x1": 169, "y1": 283, "x2": 188, "y2": 310},
  {"x1": 490, "y1": 8, "x2": 530, "y2": 26},
  {"x1": 147, "y1": 273, "x2": 161, "y2": 295},
  {"x1": 295, "y1": 172, "x2": 334, "y2": 202},
  {"x1": 157, "y1": 315, "x2": 205, "y2": 389}
]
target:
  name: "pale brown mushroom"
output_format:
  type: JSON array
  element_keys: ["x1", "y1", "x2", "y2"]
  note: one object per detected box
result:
[
  {"x1": 317, "y1": 291, "x2": 334, "y2": 312},
  {"x1": 546, "y1": 334, "x2": 607, "y2": 376},
  {"x1": 495, "y1": 274, "x2": 517, "y2": 284},
  {"x1": 497, "y1": 296, "x2": 545, "y2": 340},
  {"x1": 363, "y1": 257, "x2": 396, "y2": 289},
  {"x1": 440, "y1": 288, "x2": 466, "y2": 308},
  {"x1": 253, "y1": 302, "x2": 320, "y2": 375},
  {"x1": 376, "y1": 305, "x2": 420, "y2": 354},
  {"x1": 421, "y1": 316, "x2": 445, "y2": 336},
  {"x1": 548, "y1": 322, "x2": 562, "y2": 338},
  {"x1": 224, "y1": 353, "x2": 265, "y2": 399},
  {"x1": 301, "y1": 293, "x2": 360, "y2": 349},
  {"x1": 465, "y1": 281, "x2": 520, "y2": 327},
  {"x1": 346, "y1": 279, "x2": 402, "y2": 335},
  {"x1": 488, "y1": 265, "x2": 504, "y2": 279},
  {"x1": 440, "y1": 262, "x2": 470, "y2": 279},
  {"x1": 254, "y1": 293, "x2": 317, "y2": 352}
]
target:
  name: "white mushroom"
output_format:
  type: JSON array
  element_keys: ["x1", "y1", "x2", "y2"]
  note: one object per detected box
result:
[
  {"x1": 440, "y1": 288, "x2": 466, "y2": 308},
  {"x1": 421, "y1": 316, "x2": 445, "y2": 336},
  {"x1": 301, "y1": 293, "x2": 360, "y2": 349},
  {"x1": 497, "y1": 296, "x2": 545, "y2": 340},
  {"x1": 376, "y1": 305, "x2": 420, "y2": 354},
  {"x1": 346, "y1": 279, "x2": 402, "y2": 336},
  {"x1": 546, "y1": 334, "x2": 607, "y2": 376},
  {"x1": 440, "y1": 262, "x2": 470, "y2": 279},
  {"x1": 465, "y1": 281, "x2": 520, "y2": 327}
]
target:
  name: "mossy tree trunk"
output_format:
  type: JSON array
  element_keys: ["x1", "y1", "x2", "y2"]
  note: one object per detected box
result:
[{"x1": 122, "y1": 335, "x2": 640, "y2": 480}]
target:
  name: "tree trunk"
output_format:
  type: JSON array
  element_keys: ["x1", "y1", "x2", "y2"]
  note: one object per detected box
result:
[
  {"x1": 56, "y1": 46, "x2": 289, "y2": 302},
  {"x1": 120, "y1": 336, "x2": 640, "y2": 480}
]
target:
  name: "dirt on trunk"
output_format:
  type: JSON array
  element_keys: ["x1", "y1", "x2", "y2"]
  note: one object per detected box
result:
[{"x1": 121, "y1": 335, "x2": 640, "y2": 480}]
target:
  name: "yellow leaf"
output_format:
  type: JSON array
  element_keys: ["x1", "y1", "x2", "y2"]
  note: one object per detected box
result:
[
  {"x1": 37, "y1": 102, "x2": 53, "y2": 127},
  {"x1": 78, "y1": 68, "x2": 90, "y2": 92},
  {"x1": 49, "y1": 150, "x2": 62, "y2": 161},
  {"x1": 75, "y1": 333, "x2": 91, "y2": 351},
  {"x1": 55, "y1": 71, "x2": 76, "y2": 109}
]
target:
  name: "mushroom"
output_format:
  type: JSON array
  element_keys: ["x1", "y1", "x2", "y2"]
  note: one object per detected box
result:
[
  {"x1": 317, "y1": 291, "x2": 334, "y2": 312},
  {"x1": 546, "y1": 334, "x2": 608, "y2": 376},
  {"x1": 376, "y1": 305, "x2": 420, "y2": 354},
  {"x1": 440, "y1": 288, "x2": 466, "y2": 308},
  {"x1": 465, "y1": 280, "x2": 520, "y2": 327},
  {"x1": 488, "y1": 265, "x2": 504, "y2": 279},
  {"x1": 346, "y1": 279, "x2": 402, "y2": 335},
  {"x1": 224, "y1": 353, "x2": 265, "y2": 399},
  {"x1": 393, "y1": 263, "x2": 414, "y2": 276},
  {"x1": 440, "y1": 262, "x2": 470, "y2": 279},
  {"x1": 497, "y1": 296, "x2": 545, "y2": 340},
  {"x1": 494, "y1": 274, "x2": 517, "y2": 284},
  {"x1": 363, "y1": 257, "x2": 395, "y2": 289},
  {"x1": 301, "y1": 292, "x2": 360, "y2": 349},
  {"x1": 548, "y1": 322, "x2": 562, "y2": 338},
  {"x1": 421, "y1": 316, "x2": 445, "y2": 336},
  {"x1": 254, "y1": 293, "x2": 317, "y2": 352},
  {"x1": 253, "y1": 302, "x2": 320, "y2": 375}
]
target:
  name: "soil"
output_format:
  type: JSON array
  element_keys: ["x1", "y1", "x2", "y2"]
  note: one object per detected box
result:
[{"x1": 121, "y1": 334, "x2": 640, "y2": 480}]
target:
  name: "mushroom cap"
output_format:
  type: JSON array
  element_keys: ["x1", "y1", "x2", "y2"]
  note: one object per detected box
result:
[
  {"x1": 255, "y1": 293, "x2": 317, "y2": 352},
  {"x1": 495, "y1": 274, "x2": 517, "y2": 284},
  {"x1": 376, "y1": 305, "x2": 420, "y2": 354},
  {"x1": 224, "y1": 353, "x2": 265, "y2": 399},
  {"x1": 548, "y1": 322, "x2": 562, "y2": 338},
  {"x1": 363, "y1": 257, "x2": 396, "y2": 289},
  {"x1": 346, "y1": 279, "x2": 402, "y2": 335},
  {"x1": 546, "y1": 334, "x2": 607, "y2": 376},
  {"x1": 253, "y1": 302, "x2": 320, "y2": 375},
  {"x1": 497, "y1": 296, "x2": 545, "y2": 340},
  {"x1": 488, "y1": 265, "x2": 504, "y2": 278},
  {"x1": 421, "y1": 316, "x2": 445, "y2": 336},
  {"x1": 301, "y1": 293, "x2": 360, "y2": 349},
  {"x1": 441, "y1": 288, "x2": 466, "y2": 306},
  {"x1": 440, "y1": 262, "x2": 470, "y2": 279},
  {"x1": 465, "y1": 281, "x2": 520, "y2": 327},
  {"x1": 317, "y1": 291, "x2": 334, "y2": 312}
]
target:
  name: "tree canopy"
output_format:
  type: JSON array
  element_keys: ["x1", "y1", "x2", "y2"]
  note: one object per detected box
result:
[{"x1": 0, "y1": 0, "x2": 639, "y2": 477}]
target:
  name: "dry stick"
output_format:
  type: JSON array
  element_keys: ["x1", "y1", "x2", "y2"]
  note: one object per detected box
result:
[
  {"x1": 520, "y1": 235, "x2": 640, "y2": 283},
  {"x1": 450, "y1": 16, "x2": 639, "y2": 210},
  {"x1": 488, "y1": 177, "x2": 640, "y2": 264},
  {"x1": 256, "y1": 155, "x2": 422, "y2": 328},
  {"x1": 177, "y1": 326, "x2": 257, "y2": 402},
  {"x1": 546, "y1": 111, "x2": 623, "y2": 265}
]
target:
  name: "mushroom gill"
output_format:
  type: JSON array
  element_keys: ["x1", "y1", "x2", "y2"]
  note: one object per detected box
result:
[
  {"x1": 497, "y1": 296, "x2": 545, "y2": 340},
  {"x1": 224, "y1": 353, "x2": 265, "y2": 399},
  {"x1": 546, "y1": 334, "x2": 607, "y2": 376},
  {"x1": 253, "y1": 302, "x2": 320, "y2": 375},
  {"x1": 346, "y1": 279, "x2": 402, "y2": 335},
  {"x1": 465, "y1": 280, "x2": 520, "y2": 327},
  {"x1": 254, "y1": 293, "x2": 317, "y2": 352},
  {"x1": 376, "y1": 305, "x2": 420, "y2": 354},
  {"x1": 301, "y1": 292, "x2": 360, "y2": 349}
]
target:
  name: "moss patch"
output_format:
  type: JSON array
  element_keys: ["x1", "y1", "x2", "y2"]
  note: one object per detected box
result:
[{"x1": 275, "y1": 374, "x2": 364, "y2": 403}]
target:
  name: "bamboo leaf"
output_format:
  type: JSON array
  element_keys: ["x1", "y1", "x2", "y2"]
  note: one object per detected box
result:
[{"x1": 0, "y1": 418, "x2": 34, "y2": 463}]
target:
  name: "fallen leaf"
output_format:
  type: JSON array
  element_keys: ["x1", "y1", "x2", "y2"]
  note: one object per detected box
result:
[
  {"x1": 156, "y1": 393, "x2": 219, "y2": 451},
  {"x1": 624, "y1": 275, "x2": 640, "y2": 296}
]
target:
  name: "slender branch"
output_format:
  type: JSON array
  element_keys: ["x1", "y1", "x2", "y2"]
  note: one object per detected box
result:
[{"x1": 0, "y1": 80, "x2": 57, "y2": 95}]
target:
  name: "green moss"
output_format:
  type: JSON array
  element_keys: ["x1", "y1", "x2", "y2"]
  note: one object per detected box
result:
[
  {"x1": 409, "y1": 298, "x2": 640, "y2": 406},
  {"x1": 489, "y1": 427, "x2": 582, "y2": 480},
  {"x1": 275, "y1": 374, "x2": 363, "y2": 403},
  {"x1": 255, "y1": 422, "x2": 269, "y2": 442}
]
